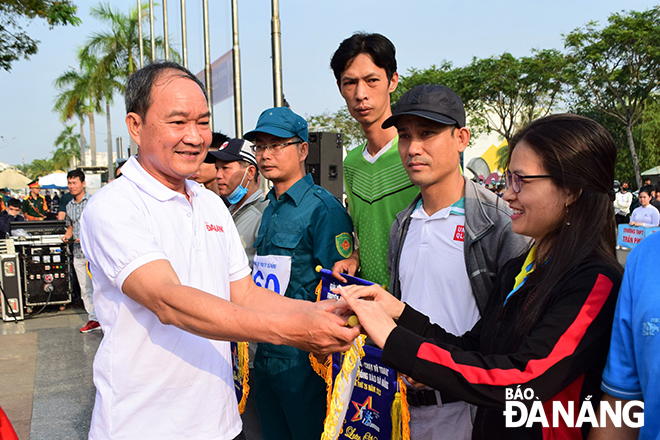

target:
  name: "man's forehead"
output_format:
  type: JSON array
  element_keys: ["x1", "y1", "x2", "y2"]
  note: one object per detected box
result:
[
  {"x1": 152, "y1": 71, "x2": 206, "y2": 101},
  {"x1": 216, "y1": 159, "x2": 238, "y2": 167},
  {"x1": 341, "y1": 53, "x2": 382, "y2": 77},
  {"x1": 254, "y1": 132, "x2": 288, "y2": 143}
]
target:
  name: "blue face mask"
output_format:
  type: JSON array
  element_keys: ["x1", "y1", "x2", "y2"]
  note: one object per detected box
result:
[{"x1": 227, "y1": 167, "x2": 250, "y2": 205}]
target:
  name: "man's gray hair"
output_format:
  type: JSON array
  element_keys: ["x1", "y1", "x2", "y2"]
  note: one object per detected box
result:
[{"x1": 125, "y1": 61, "x2": 208, "y2": 120}]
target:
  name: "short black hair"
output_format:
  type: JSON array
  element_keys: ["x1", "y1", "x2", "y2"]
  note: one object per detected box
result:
[
  {"x1": 125, "y1": 61, "x2": 208, "y2": 121},
  {"x1": 67, "y1": 168, "x2": 85, "y2": 182},
  {"x1": 330, "y1": 33, "x2": 397, "y2": 83},
  {"x1": 210, "y1": 132, "x2": 230, "y2": 151},
  {"x1": 640, "y1": 185, "x2": 655, "y2": 196},
  {"x1": 7, "y1": 198, "x2": 21, "y2": 209}
]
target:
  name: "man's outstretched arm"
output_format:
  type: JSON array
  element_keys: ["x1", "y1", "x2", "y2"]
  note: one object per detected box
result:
[{"x1": 122, "y1": 259, "x2": 359, "y2": 355}]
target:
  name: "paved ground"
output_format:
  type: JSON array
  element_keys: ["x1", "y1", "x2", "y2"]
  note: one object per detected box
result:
[
  {"x1": 0, "y1": 307, "x2": 100, "y2": 440},
  {"x1": 0, "y1": 249, "x2": 631, "y2": 440}
]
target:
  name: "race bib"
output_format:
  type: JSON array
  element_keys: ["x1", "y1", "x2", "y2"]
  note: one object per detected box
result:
[{"x1": 252, "y1": 254, "x2": 292, "y2": 295}]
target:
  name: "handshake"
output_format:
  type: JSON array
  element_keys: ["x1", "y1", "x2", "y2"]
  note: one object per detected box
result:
[{"x1": 299, "y1": 283, "x2": 405, "y2": 356}]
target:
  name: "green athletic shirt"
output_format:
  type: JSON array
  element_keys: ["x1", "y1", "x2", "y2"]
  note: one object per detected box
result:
[{"x1": 343, "y1": 136, "x2": 419, "y2": 287}]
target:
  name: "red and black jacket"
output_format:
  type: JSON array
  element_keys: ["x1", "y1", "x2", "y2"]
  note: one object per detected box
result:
[{"x1": 382, "y1": 255, "x2": 621, "y2": 440}]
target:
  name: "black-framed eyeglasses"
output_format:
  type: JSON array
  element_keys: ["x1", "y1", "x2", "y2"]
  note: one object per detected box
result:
[
  {"x1": 505, "y1": 169, "x2": 552, "y2": 194},
  {"x1": 251, "y1": 141, "x2": 300, "y2": 156}
]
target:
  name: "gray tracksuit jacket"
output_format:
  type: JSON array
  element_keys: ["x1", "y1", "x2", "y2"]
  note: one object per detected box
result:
[{"x1": 387, "y1": 176, "x2": 531, "y2": 315}]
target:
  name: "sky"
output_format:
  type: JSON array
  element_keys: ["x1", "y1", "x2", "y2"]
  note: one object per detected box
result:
[{"x1": 0, "y1": 0, "x2": 657, "y2": 167}]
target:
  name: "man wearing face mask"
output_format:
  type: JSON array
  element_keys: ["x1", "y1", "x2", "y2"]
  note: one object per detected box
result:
[
  {"x1": 613, "y1": 181, "x2": 632, "y2": 226},
  {"x1": 244, "y1": 107, "x2": 355, "y2": 440},
  {"x1": 193, "y1": 132, "x2": 230, "y2": 197},
  {"x1": 204, "y1": 138, "x2": 267, "y2": 267}
]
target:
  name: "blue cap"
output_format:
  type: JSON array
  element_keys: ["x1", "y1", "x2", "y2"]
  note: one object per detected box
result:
[{"x1": 244, "y1": 107, "x2": 309, "y2": 143}]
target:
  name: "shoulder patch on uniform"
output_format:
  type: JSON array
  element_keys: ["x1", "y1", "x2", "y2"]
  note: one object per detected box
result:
[{"x1": 335, "y1": 232, "x2": 353, "y2": 259}]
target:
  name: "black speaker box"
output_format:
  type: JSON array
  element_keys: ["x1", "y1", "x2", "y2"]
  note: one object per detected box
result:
[{"x1": 305, "y1": 132, "x2": 344, "y2": 200}]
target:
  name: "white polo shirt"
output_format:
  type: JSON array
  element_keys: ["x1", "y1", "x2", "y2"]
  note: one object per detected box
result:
[
  {"x1": 399, "y1": 198, "x2": 480, "y2": 440},
  {"x1": 81, "y1": 156, "x2": 250, "y2": 440},
  {"x1": 399, "y1": 198, "x2": 479, "y2": 336}
]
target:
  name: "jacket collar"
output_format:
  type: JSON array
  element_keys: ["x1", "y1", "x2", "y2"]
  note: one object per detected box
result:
[
  {"x1": 266, "y1": 173, "x2": 313, "y2": 207},
  {"x1": 463, "y1": 175, "x2": 496, "y2": 241}
]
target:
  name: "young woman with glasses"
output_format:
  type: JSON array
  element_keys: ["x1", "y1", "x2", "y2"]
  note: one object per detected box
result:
[{"x1": 340, "y1": 114, "x2": 623, "y2": 440}]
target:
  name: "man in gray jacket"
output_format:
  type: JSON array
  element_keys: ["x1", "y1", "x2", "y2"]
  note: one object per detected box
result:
[{"x1": 383, "y1": 84, "x2": 530, "y2": 440}]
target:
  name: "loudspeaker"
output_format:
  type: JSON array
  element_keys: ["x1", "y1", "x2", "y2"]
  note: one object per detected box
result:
[
  {"x1": 305, "y1": 132, "x2": 344, "y2": 200},
  {"x1": 0, "y1": 242, "x2": 23, "y2": 321}
]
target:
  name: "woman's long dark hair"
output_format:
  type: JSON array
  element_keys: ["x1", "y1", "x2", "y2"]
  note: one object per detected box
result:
[{"x1": 504, "y1": 114, "x2": 622, "y2": 347}]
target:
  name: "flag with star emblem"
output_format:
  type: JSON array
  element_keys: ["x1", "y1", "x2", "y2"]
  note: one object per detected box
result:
[{"x1": 312, "y1": 268, "x2": 409, "y2": 440}]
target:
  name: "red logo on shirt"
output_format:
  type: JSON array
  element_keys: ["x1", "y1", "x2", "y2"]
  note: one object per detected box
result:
[
  {"x1": 454, "y1": 225, "x2": 465, "y2": 242},
  {"x1": 205, "y1": 223, "x2": 225, "y2": 233}
]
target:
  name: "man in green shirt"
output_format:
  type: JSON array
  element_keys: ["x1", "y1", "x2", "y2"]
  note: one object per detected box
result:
[
  {"x1": 245, "y1": 107, "x2": 354, "y2": 440},
  {"x1": 22, "y1": 180, "x2": 49, "y2": 221},
  {"x1": 330, "y1": 33, "x2": 419, "y2": 287}
]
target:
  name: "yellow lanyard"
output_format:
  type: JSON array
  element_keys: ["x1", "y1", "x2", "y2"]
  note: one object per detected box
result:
[{"x1": 504, "y1": 245, "x2": 537, "y2": 305}]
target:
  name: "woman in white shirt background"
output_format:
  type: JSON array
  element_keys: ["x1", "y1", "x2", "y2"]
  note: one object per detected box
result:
[{"x1": 629, "y1": 186, "x2": 660, "y2": 227}]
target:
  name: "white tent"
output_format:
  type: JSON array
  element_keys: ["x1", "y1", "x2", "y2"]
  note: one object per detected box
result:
[
  {"x1": 0, "y1": 169, "x2": 31, "y2": 189},
  {"x1": 39, "y1": 171, "x2": 68, "y2": 188}
]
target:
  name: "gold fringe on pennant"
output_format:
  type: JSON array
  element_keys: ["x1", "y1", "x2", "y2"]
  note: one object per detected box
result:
[
  {"x1": 315, "y1": 277, "x2": 323, "y2": 302},
  {"x1": 311, "y1": 271, "x2": 334, "y2": 419},
  {"x1": 309, "y1": 352, "x2": 333, "y2": 418},
  {"x1": 321, "y1": 335, "x2": 366, "y2": 440},
  {"x1": 397, "y1": 374, "x2": 410, "y2": 440},
  {"x1": 391, "y1": 390, "x2": 402, "y2": 440},
  {"x1": 236, "y1": 342, "x2": 250, "y2": 414}
]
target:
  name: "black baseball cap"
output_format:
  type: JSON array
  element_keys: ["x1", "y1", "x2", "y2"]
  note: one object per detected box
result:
[
  {"x1": 382, "y1": 84, "x2": 466, "y2": 129},
  {"x1": 204, "y1": 138, "x2": 257, "y2": 167}
]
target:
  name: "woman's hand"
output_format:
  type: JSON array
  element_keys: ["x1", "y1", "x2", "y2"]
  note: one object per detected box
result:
[
  {"x1": 337, "y1": 285, "x2": 398, "y2": 349},
  {"x1": 334, "y1": 284, "x2": 406, "y2": 320}
]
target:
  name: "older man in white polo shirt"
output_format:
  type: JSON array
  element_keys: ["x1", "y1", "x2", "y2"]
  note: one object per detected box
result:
[{"x1": 80, "y1": 61, "x2": 359, "y2": 440}]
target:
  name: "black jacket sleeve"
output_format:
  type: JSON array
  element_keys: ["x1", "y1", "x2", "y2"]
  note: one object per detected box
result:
[{"x1": 381, "y1": 263, "x2": 621, "y2": 410}]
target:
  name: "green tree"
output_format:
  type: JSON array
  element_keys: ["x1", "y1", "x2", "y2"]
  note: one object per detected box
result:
[
  {"x1": 52, "y1": 123, "x2": 81, "y2": 170},
  {"x1": 83, "y1": 2, "x2": 178, "y2": 81},
  {"x1": 0, "y1": 0, "x2": 81, "y2": 71},
  {"x1": 459, "y1": 50, "x2": 567, "y2": 145},
  {"x1": 54, "y1": 51, "x2": 104, "y2": 166},
  {"x1": 395, "y1": 51, "x2": 567, "y2": 149},
  {"x1": 393, "y1": 61, "x2": 460, "y2": 103},
  {"x1": 307, "y1": 107, "x2": 365, "y2": 150},
  {"x1": 82, "y1": 2, "x2": 178, "y2": 167},
  {"x1": 564, "y1": 6, "x2": 660, "y2": 188},
  {"x1": 495, "y1": 142, "x2": 510, "y2": 170},
  {"x1": 54, "y1": 90, "x2": 88, "y2": 166},
  {"x1": 27, "y1": 158, "x2": 55, "y2": 179}
]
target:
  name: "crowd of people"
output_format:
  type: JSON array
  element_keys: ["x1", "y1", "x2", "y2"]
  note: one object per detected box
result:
[{"x1": 1, "y1": 32, "x2": 659, "y2": 440}]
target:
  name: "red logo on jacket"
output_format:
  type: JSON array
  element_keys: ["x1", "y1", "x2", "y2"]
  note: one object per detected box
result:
[
  {"x1": 205, "y1": 223, "x2": 224, "y2": 233},
  {"x1": 454, "y1": 225, "x2": 465, "y2": 242}
]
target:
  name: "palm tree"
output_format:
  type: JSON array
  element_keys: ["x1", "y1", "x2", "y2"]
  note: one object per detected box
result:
[
  {"x1": 83, "y1": 2, "x2": 178, "y2": 82},
  {"x1": 53, "y1": 124, "x2": 81, "y2": 169},
  {"x1": 54, "y1": 86, "x2": 88, "y2": 166},
  {"x1": 54, "y1": 52, "x2": 104, "y2": 166},
  {"x1": 81, "y1": 2, "x2": 179, "y2": 165},
  {"x1": 495, "y1": 142, "x2": 510, "y2": 171},
  {"x1": 81, "y1": 49, "x2": 122, "y2": 172},
  {"x1": 28, "y1": 159, "x2": 56, "y2": 180}
]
